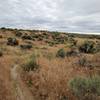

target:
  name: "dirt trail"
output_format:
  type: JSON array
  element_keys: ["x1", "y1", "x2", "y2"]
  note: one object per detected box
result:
[{"x1": 11, "y1": 65, "x2": 34, "y2": 100}]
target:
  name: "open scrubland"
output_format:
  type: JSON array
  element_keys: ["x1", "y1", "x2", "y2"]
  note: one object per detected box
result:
[{"x1": 0, "y1": 28, "x2": 100, "y2": 100}]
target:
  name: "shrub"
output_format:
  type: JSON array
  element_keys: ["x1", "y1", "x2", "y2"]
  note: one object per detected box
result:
[
  {"x1": 79, "y1": 41, "x2": 96, "y2": 53},
  {"x1": 69, "y1": 76, "x2": 100, "y2": 100},
  {"x1": 48, "y1": 41, "x2": 55, "y2": 46},
  {"x1": 56, "y1": 49, "x2": 66, "y2": 58},
  {"x1": 52, "y1": 32, "x2": 60, "y2": 39},
  {"x1": 77, "y1": 56, "x2": 99, "y2": 68},
  {"x1": 67, "y1": 37, "x2": 77, "y2": 47},
  {"x1": 37, "y1": 37, "x2": 43, "y2": 41},
  {"x1": 0, "y1": 49, "x2": 3, "y2": 57},
  {"x1": 78, "y1": 56, "x2": 87, "y2": 67},
  {"x1": 23, "y1": 54, "x2": 39, "y2": 71},
  {"x1": 0, "y1": 35, "x2": 3, "y2": 38},
  {"x1": 60, "y1": 95, "x2": 68, "y2": 100},
  {"x1": 27, "y1": 78, "x2": 33, "y2": 87},
  {"x1": 1, "y1": 27, "x2": 6, "y2": 30},
  {"x1": 55, "y1": 37, "x2": 65, "y2": 44},
  {"x1": 22, "y1": 34, "x2": 32, "y2": 40},
  {"x1": 15, "y1": 31, "x2": 22, "y2": 37},
  {"x1": 95, "y1": 42, "x2": 100, "y2": 52},
  {"x1": 7, "y1": 37, "x2": 19, "y2": 46},
  {"x1": 20, "y1": 44, "x2": 32, "y2": 49}
]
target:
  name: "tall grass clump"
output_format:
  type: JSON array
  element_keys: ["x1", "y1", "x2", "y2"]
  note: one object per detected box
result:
[
  {"x1": 23, "y1": 53, "x2": 39, "y2": 71},
  {"x1": 69, "y1": 76, "x2": 100, "y2": 100}
]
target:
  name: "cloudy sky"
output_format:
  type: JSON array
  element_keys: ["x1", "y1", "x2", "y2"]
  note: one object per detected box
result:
[{"x1": 0, "y1": 0, "x2": 100, "y2": 33}]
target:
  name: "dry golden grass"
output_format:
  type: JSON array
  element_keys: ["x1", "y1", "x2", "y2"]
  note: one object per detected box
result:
[
  {"x1": 0, "y1": 29, "x2": 100, "y2": 100},
  {"x1": 22, "y1": 53, "x2": 99, "y2": 100}
]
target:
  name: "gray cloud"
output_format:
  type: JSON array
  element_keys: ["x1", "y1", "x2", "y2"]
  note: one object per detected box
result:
[{"x1": 0, "y1": 0, "x2": 100, "y2": 33}]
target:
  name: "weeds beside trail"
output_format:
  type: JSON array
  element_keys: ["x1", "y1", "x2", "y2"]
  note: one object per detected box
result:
[{"x1": 11, "y1": 65, "x2": 34, "y2": 100}]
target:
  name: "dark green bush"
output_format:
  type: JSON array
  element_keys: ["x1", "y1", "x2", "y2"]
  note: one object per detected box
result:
[
  {"x1": 23, "y1": 54, "x2": 39, "y2": 71},
  {"x1": 7, "y1": 37, "x2": 19, "y2": 46},
  {"x1": 69, "y1": 76, "x2": 100, "y2": 100},
  {"x1": 56, "y1": 49, "x2": 66, "y2": 58},
  {"x1": 79, "y1": 41, "x2": 96, "y2": 53}
]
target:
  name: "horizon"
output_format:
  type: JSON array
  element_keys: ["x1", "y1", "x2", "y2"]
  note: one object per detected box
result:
[{"x1": 1, "y1": 27, "x2": 100, "y2": 35}]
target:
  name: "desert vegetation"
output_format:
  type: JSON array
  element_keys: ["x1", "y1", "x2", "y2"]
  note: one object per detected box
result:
[
  {"x1": 69, "y1": 76, "x2": 100, "y2": 100},
  {"x1": 0, "y1": 27, "x2": 100, "y2": 100}
]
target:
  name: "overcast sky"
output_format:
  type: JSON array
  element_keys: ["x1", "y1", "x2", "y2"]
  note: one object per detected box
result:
[{"x1": 0, "y1": 0, "x2": 100, "y2": 33}]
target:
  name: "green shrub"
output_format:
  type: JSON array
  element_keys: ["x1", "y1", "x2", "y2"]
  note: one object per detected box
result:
[
  {"x1": 7, "y1": 37, "x2": 19, "y2": 46},
  {"x1": 79, "y1": 41, "x2": 96, "y2": 53},
  {"x1": 69, "y1": 76, "x2": 100, "y2": 100},
  {"x1": 24, "y1": 54, "x2": 39, "y2": 71},
  {"x1": 56, "y1": 49, "x2": 66, "y2": 58}
]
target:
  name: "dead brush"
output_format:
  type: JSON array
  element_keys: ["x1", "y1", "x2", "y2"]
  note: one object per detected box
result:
[{"x1": 25, "y1": 57, "x2": 79, "y2": 100}]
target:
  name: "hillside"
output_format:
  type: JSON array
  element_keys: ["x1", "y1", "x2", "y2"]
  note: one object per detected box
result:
[{"x1": 0, "y1": 28, "x2": 100, "y2": 100}]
